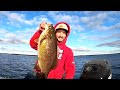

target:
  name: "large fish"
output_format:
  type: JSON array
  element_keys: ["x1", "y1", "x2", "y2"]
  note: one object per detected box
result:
[{"x1": 35, "y1": 23, "x2": 58, "y2": 79}]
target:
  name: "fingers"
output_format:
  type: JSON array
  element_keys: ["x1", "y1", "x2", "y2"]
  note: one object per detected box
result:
[{"x1": 39, "y1": 21, "x2": 47, "y2": 31}]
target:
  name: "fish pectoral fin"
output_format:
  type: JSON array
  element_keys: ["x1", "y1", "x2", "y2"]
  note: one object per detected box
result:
[
  {"x1": 39, "y1": 37, "x2": 46, "y2": 45},
  {"x1": 34, "y1": 39, "x2": 39, "y2": 43},
  {"x1": 39, "y1": 33, "x2": 46, "y2": 45}
]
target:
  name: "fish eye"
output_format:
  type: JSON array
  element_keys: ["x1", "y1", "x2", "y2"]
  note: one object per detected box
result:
[{"x1": 48, "y1": 26, "x2": 51, "y2": 29}]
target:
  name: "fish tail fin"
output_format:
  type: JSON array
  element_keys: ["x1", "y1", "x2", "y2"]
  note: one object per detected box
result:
[{"x1": 36, "y1": 72, "x2": 46, "y2": 79}]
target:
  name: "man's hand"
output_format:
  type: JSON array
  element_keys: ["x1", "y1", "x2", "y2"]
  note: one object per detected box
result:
[{"x1": 39, "y1": 21, "x2": 47, "y2": 31}]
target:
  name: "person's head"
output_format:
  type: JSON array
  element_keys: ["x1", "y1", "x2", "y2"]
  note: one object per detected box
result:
[{"x1": 54, "y1": 22, "x2": 70, "y2": 43}]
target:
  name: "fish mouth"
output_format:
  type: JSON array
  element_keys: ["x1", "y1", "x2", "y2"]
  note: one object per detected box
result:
[{"x1": 41, "y1": 27, "x2": 45, "y2": 30}]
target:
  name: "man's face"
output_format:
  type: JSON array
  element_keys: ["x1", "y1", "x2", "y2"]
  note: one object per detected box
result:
[{"x1": 56, "y1": 29, "x2": 67, "y2": 42}]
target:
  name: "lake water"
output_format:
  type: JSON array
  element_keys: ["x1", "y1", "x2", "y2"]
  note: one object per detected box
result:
[{"x1": 0, "y1": 53, "x2": 120, "y2": 79}]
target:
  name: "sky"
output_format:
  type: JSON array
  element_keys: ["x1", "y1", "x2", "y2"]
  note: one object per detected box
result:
[{"x1": 0, "y1": 11, "x2": 120, "y2": 56}]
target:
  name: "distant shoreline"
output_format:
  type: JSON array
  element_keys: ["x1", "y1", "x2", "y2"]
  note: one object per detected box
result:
[
  {"x1": 0, "y1": 52, "x2": 119, "y2": 56},
  {"x1": 0, "y1": 53, "x2": 37, "y2": 56}
]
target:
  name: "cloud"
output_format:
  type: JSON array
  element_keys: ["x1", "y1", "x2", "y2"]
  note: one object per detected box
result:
[
  {"x1": 0, "y1": 11, "x2": 51, "y2": 27},
  {"x1": 96, "y1": 40, "x2": 120, "y2": 48},
  {"x1": 0, "y1": 45, "x2": 37, "y2": 55},
  {"x1": 48, "y1": 11, "x2": 80, "y2": 24},
  {"x1": 0, "y1": 38, "x2": 28, "y2": 44},
  {"x1": 77, "y1": 33, "x2": 107, "y2": 43},
  {"x1": 0, "y1": 28, "x2": 9, "y2": 35},
  {"x1": 108, "y1": 32, "x2": 120, "y2": 39},
  {"x1": 99, "y1": 32, "x2": 120, "y2": 41},
  {"x1": 73, "y1": 49, "x2": 120, "y2": 56},
  {"x1": 47, "y1": 11, "x2": 120, "y2": 34},
  {"x1": 78, "y1": 33, "x2": 88, "y2": 39},
  {"x1": 70, "y1": 24, "x2": 85, "y2": 33},
  {"x1": 0, "y1": 46, "x2": 7, "y2": 50},
  {"x1": 71, "y1": 46, "x2": 91, "y2": 52},
  {"x1": 0, "y1": 11, "x2": 120, "y2": 55},
  {"x1": 80, "y1": 12, "x2": 107, "y2": 23},
  {"x1": 93, "y1": 23, "x2": 120, "y2": 31},
  {"x1": 71, "y1": 46, "x2": 92, "y2": 56},
  {"x1": 0, "y1": 30, "x2": 22, "y2": 44},
  {"x1": 0, "y1": 11, "x2": 33, "y2": 25},
  {"x1": 77, "y1": 31, "x2": 120, "y2": 44},
  {"x1": 79, "y1": 12, "x2": 120, "y2": 31},
  {"x1": 47, "y1": 11, "x2": 85, "y2": 35},
  {"x1": 0, "y1": 28, "x2": 36, "y2": 45}
]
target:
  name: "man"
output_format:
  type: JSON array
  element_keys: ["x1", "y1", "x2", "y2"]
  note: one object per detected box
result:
[{"x1": 29, "y1": 21, "x2": 75, "y2": 79}]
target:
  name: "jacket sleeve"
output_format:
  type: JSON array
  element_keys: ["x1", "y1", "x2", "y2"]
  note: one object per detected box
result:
[
  {"x1": 64, "y1": 49, "x2": 76, "y2": 79},
  {"x1": 29, "y1": 30, "x2": 42, "y2": 50}
]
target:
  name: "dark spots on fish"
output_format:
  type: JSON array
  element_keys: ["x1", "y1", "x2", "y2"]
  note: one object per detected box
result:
[{"x1": 49, "y1": 34, "x2": 53, "y2": 39}]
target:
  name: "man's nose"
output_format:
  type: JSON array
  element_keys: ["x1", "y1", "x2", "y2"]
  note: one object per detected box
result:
[{"x1": 59, "y1": 32, "x2": 64, "y2": 36}]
